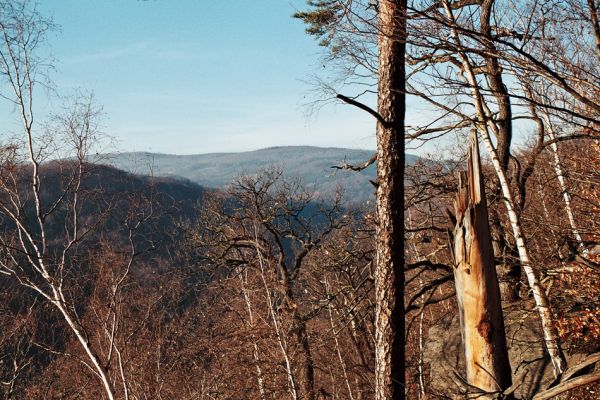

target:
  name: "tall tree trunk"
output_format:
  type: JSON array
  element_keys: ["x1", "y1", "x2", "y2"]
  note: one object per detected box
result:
[
  {"x1": 291, "y1": 312, "x2": 316, "y2": 400},
  {"x1": 480, "y1": 0, "x2": 512, "y2": 172},
  {"x1": 374, "y1": 1, "x2": 406, "y2": 399},
  {"x1": 450, "y1": 133, "x2": 512, "y2": 395},
  {"x1": 490, "y1": 215, "x2": 522, "y2": 302}
]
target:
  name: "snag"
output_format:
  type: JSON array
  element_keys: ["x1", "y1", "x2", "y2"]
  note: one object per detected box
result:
[{"x1": 449, "y1": 132, "x2": 512, "y2": 396}]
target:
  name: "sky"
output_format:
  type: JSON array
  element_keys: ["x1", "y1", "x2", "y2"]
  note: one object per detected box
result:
[{"x1": 7, "y1": 0, "x2": 379, "y2": 155}]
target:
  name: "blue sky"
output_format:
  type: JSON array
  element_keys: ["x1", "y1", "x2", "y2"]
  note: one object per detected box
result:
[{"x1": 23, "y1": 0, "x2": 379, "y2": 155}]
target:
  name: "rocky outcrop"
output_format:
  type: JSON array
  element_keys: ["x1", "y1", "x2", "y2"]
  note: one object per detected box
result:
[{"x1": 424, "y1": 303, "x2": 569, "y2": 399}]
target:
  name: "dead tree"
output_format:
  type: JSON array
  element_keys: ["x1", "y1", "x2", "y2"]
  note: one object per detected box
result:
[{"x1": 448, "y1": 133, "x2": 512, "y2": 396}]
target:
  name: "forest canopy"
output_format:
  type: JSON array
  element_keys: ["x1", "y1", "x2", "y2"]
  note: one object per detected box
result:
[{"x1": 0, "y1": 1, "x2": 599, "y2": 399}]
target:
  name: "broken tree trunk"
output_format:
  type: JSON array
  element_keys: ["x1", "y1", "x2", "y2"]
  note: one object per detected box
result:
[{"x1": 449, "y1": 133, "x2": 512, "y2": 396}]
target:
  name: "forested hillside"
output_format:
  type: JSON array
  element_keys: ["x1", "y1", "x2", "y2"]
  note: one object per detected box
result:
[
  {"x1": 0, "y1": 1, "x2": 599, "y2": 400},
  {"x1": 104, "y1": 146, "x2": 419, "y2": 204}
]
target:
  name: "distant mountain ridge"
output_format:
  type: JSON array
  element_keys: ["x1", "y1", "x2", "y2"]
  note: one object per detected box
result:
[{"x1": 102, "y1": 146, "x2": 419, "y2": 204}]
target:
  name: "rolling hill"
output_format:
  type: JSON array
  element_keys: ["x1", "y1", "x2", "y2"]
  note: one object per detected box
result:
[{"x1": 102, "y1": 146, "x2": 419, "y2": 204}]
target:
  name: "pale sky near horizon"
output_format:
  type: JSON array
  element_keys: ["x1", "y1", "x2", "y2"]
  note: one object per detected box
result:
[
  {"x1": 18, "y1": 0, "x2": 380, "y2": 155},
  {"x1": 0, "y1": 0, "x2": 527, "y2": 158},
  {"x1": 0, "y1": 1, "x2": 456, "y2": 157}
]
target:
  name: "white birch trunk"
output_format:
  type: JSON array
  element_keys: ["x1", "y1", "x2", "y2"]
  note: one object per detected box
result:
[
  {"x1": 407, "y1": 209, "x2": 426, "y2": 399},
  {"x1": 254, "y1": 228, "x2": 298, "y2": 400},
  {"x1": 477, "y1": 130, "x2": 567, "y2": 375},
  {"x1": 52, "y1": 294, "x2": 116, "y2": 400},
  {"x1": 325, "y1": 277, "x2": 355, "y2": 400},
  {"x1": 239, "y1": 269, "x2": 268, "y2": 400},
  {"x1": 540, "y1": 112, "x2": 585, "y2": 250},
  {"x1": 441, "y1": 0, "x2": 567, "y2": 376}
]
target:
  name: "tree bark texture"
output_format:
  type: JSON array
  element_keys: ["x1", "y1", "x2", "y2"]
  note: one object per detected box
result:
[
  {"x1": 292, "y1": 313, "x2": 316, "y2": 400},
  {"x1": 374, "y1": 1, "x2": 407, "y2": 399},
  {"x1": 450, "y1": 133, "x2": 512, "y2": 395}
]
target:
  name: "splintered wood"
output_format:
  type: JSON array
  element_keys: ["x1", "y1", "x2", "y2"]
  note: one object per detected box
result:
[{"x1": 449, "y1": 132, "x2": 512, "y2": 396}]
